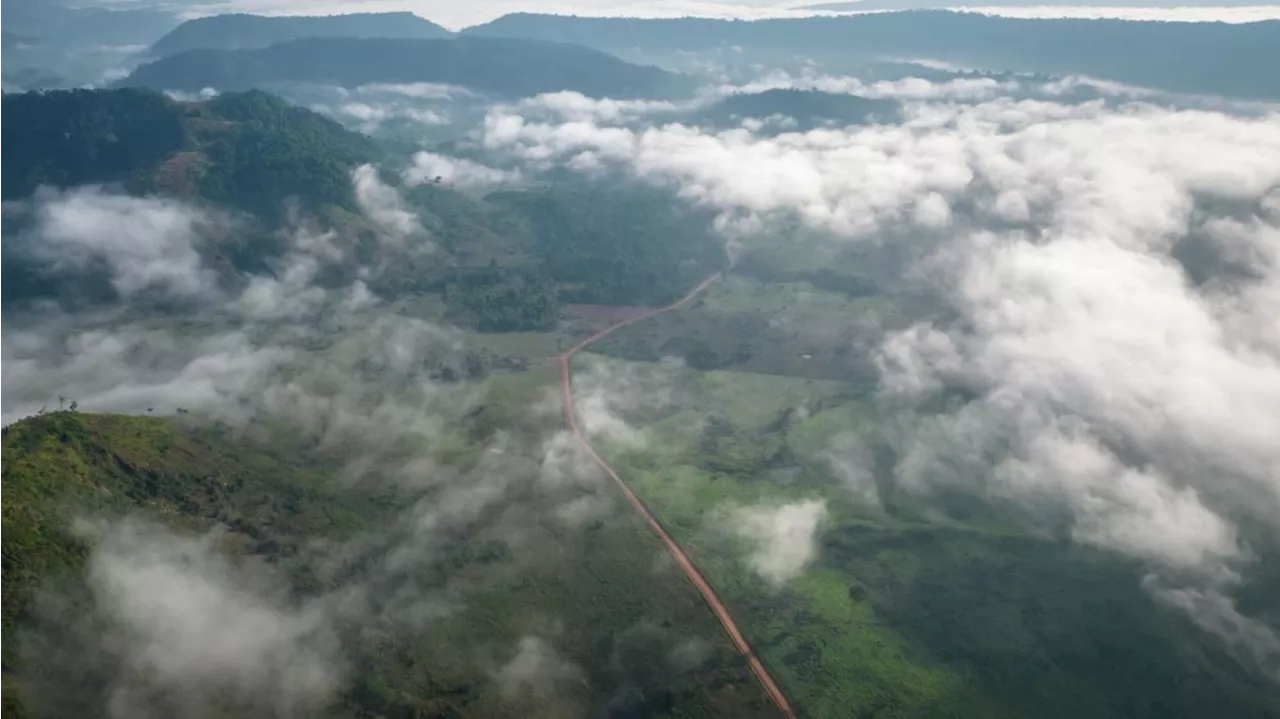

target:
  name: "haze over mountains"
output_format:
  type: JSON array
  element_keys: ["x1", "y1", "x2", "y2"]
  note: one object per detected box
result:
[{"x1": 3, "y1": 5, "x2": 1280, "y2": 719}]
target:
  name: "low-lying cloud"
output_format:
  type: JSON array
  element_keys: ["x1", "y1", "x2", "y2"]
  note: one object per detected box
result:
[
  {"x1": 479, "y1": 73, "x2": 1280, "y2": 665},
  {"x1": 733, "y1": 499, "x2": 828, "y2": 586},
  {"x1": 8, "y1": 187, "x2": 219, "y2": 298},
  {"x1": 402, "y1": 151, "x2": 523, "y2": 187},
  {"x1": 82, "y1": 518, "x2": 343, "y2": 719}
]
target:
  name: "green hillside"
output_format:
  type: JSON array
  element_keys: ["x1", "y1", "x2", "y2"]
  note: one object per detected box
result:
[
  {"x1": 1, "y1": 87, "x2": 380, "y2": 216},
  {"x1": 1, "y1": 410, "x2": 777, "y2": 719},
  {"x1": 149, "y1": 12, "x2": 452, "y2": 57}
]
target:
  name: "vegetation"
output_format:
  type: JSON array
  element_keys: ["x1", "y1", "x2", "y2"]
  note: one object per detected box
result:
[
  {"x1": 149, "y1": 12, "x2": 452, "y2": 57},
  {"x1": 1, "y1": 88, "x2": 188, "y2": 200},
  {"x1": 580, "y1": 357, "x2": 1280, "y2": 719},
  {"x1": 1, "y1": 410, "x2": 777, "y2": 719},
  {"x1": 489, "y1": 185, "x2": 726, "y2": 306},
  {"x1": 194, "y1": 90, "x2": 382, "y2": 218},
  {"x1": 123, "y1": 37, "x2": 693, "y2": 99},
  {"x1": 1, "y1": 88, "x2": 380, "y2": 214},
  {"x1": 445, "y1": 267, "x2": 560, "y2": 332}
]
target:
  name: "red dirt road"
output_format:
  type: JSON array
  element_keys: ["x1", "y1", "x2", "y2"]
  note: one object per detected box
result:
[{"x1": 558, "y1": 271, "x2": 798, "y2": 719}]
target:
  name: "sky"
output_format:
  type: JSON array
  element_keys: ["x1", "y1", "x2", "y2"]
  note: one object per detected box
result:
[{"x1": 128, "y1": 0, "x2": 1280, "y2": 29}]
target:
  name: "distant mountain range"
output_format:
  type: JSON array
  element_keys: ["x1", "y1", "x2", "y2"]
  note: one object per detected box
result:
[
  {"x1": 464, "y1": 11, "x2": 1280, "y2": 100},
  {"x1": 147, "y1": 12, "x2": 452, "y2": 58},
  {"x1": 121, "y1": 36, "x2": 691, "y2": 100},
  {"x1": 3, "y1": 0, "x2": 178, "y2": 47}
]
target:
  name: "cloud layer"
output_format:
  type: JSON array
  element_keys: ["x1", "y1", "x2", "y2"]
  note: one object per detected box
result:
[{"x1": 476, "y1": 74, "x2": 1280, "y2": 667}]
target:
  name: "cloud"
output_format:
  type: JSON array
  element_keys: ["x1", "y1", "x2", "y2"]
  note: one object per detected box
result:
[
  {"x1": 351, "y1": 164, "x2": 426, "y2": 244},
  {"x1": 401, "y1": 151, "x2": 523, "y2": 187},
  {"x1": 483, "y1": 78, "x2": 1280, "y2": 653},
  {"x1": 10, "y1": 187, "x2": 218, "y2": 298},
  {"x1": 81, "y1": 518, "x2": 342, "y2": 719},
  {"x1": 719, "y1": 69, "x2": 1021, "y2": 102},
  {"x1": 492, "y1": 636, "x2": 584, "y2": 700},
  {"x1": 0, "y1": 326, "x2": 291, "y2": 423},
  {"x1": 513, "y1": 91, "x2": 684, "y2": 124},
  {"x1": 732, "y1": 499, "x2": 828, "y2": 585}
]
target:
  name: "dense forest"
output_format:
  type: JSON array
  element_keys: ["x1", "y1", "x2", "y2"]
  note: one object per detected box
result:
[
  {"x1": 1, "y1": 88, "x2": 380, "y2": 214},
  {"x1": 122, "y1": 36, "x2": 693, "y2": 99},
  {"x1": 148, "y1": 12, "x2": 451, "y2": 57},
  {"x1": 489, "y1": 185, "x2": 727, "y2": 306}
]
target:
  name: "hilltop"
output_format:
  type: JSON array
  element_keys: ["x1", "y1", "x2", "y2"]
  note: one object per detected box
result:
[
  {"x1": 123, "y1": 36, "x2": 692, "y2": 99},
  {"x1": 148, "y1": 12, "x2": 452, "y2": 58}
]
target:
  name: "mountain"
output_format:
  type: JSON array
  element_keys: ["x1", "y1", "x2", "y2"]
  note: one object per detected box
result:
[
  {"x1": 697, "y1": 89, "x2": 900, "y2": 130},
  {"x1": 1, "y1": 88, "x2": 380, "y2": 213},
  {"x1": 1, "y1": 410, "x2": 777, "y2": 719},
  {"x1": 122, "y1": 36, "x2": 692, "y2": 99},
  {"x1": 148, "y1": 12, "x2": 452, "y2": 58},
  {"x1": 2, "y1": 0, "x2": 178, "y2": 47},
  {"x1": 2, "y1": 88, "x2": 382, "y2": 307},
  {"x1": 464, "y1": 11, "x2": 1280, "y2": 100}
]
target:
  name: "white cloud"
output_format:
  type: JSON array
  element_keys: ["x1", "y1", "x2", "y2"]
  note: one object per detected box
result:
[
  {"x1": 14, "y1": 187, "x2": 218, "y2": 298},
  {"x1": 401, "y1": 151, "x2": 522, "y2": 187},
  {"x1": 82, "y1": 519, "x2": 342, "y2": 719},
  {"x1": 492, "y1": 636, "x2": 584, "y2": 700},
  {"x1": 352, "y1": 164, "x2": 425, "y2": 243},
  {"x1": 1, "y1": 327, "x2": 291, "y2": 423},
  {"x1": 719, "y1": 69, "x2": 1020, "y2": 102},
  {"x1": 733, "y1": 499, "x2": 828, "y2": 585}
]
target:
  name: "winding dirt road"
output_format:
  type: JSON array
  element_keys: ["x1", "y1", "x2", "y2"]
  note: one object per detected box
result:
[{"x1": 557, "y1": 270, "x2": 798, "y2": 719}]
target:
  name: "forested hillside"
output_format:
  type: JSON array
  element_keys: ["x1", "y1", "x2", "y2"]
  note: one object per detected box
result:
[
  {"x1": 1, "y1": 88, "x2": 380, "y2": 214},
  {"x1": 149, "y1": 12, "x2": 452, "y2": 57},
  {"x1": 123, "y1": 36, "x2": 692, "y2": 99}
]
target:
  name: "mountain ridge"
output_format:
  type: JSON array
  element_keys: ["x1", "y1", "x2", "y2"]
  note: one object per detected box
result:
[
  {"x1": 148, "y1": 11, "x2": 453, "y2": 58},
  {"x1": 122, "y1": 36, "x2": 692, "y2": 100}
]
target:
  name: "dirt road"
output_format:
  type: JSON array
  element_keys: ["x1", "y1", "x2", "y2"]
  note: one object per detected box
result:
[{"x1": 557, "y1": 270, "x2": 798, "y2": 719}]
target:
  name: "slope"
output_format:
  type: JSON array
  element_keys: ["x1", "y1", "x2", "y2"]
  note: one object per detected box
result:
[
  {"x1": 1, "y1": 87, "x2": 380, "y2": 213},
  {"x1": 123, "y1": 36, "x2": 693, "y2": 99},
  {"x1": 149, "y1": 12, "x2": 452, "y2": 57}
]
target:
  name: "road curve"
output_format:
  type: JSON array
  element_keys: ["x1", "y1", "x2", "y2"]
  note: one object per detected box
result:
[{"x1": 557, "y1": 270, "x2": 799, "y2": 719}]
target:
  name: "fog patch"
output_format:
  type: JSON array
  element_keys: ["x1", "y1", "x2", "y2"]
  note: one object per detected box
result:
[
  {"x1": 492, "y1": 636, "x2": 584, "y2": 700},
  {"x1": 732, "y1": 499, "x2": 828, "y2": 586},
  {"x1": 81, "y1": 518, "x2": 342, "y2": 719},
  {"x1": 10, "y1": 187, "x2": 218, "y2": 298},
  {"x1": 402, "y1": 151, "x2": 522, "y2": 187}
]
